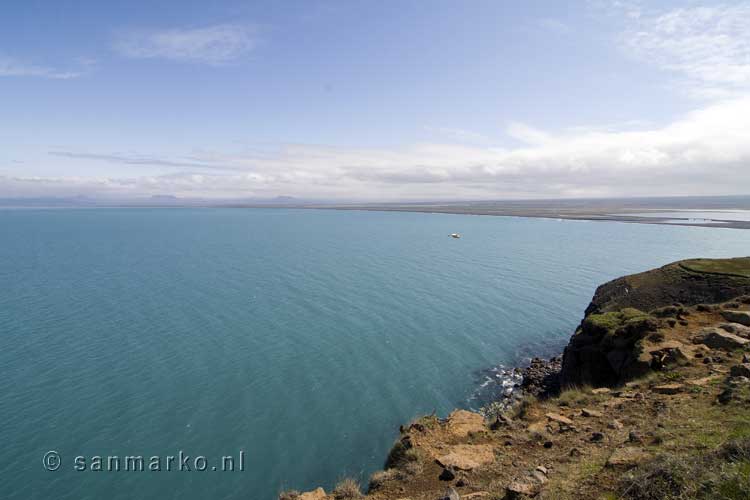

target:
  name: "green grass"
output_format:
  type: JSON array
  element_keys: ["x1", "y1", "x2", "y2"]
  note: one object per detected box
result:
[
  {"x1": 680, "y1": 257, "x2": 750, "y2": 278},
  {"x1": 618, "y1": 439, "x2": 750, "y2": 500}
]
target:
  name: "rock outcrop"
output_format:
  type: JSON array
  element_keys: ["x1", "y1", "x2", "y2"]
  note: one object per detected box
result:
[
  {"x1": 562, "y1": 257, "x2": 750, "y2": 387},
  {"x1": 561, "y1": 308, "x2": 659, "y2": 386}
]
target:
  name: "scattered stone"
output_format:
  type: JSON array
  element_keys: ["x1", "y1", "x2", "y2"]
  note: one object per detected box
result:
[
  {"x1": 531, "y1": 470, "x2": 548, "y2": 485},
  {"x1": 693, "y1": 328, "x2": 750, "y2": 349},
  {"x1": 545, "y1": 413, "x2": 574, "y2": 427},
  {"x1": 590, "y1": 432, "x2": 605, "y2": 442},
  {"x1": 724, "y1": 302, "x2": 741, "y2": 309},
  {"x1": 696, "y1": 304, "x2": 714, "y2": 312},
  {"x1": 438, "y1": 487, "x2": 460, "y2": 500},
  {"x1": 730, "y1": 364, "x2": 750, "y2": 378},
  {"x1": 679, "y1": 320, "x2": 689, "y2": 326},
  {"x1": 535, "y1": 466, "x2": 548, "y2": 475},
  {"x1": 703, "y1": 357, "x2": 713, "y2": 364},
  {"x1": 628, "y1": 430, "x2": 644, "y2": 443},
  {"x1": 506, "y1": 479, "x2": 542, "y2": 499},
  {"x1": 606, "y1": 447, "x2": 651, "y2": 470},
  {"x1": 581, "y1": 408, "x2": 603, "y2": 418},
  {"x1": 521, "y1": 356, "x2": 562, "y2": 397},
  {"x1": 490, "y1": 415, "x2": 513, "y2": 431},
  {"x1": 608, "y1": 420, "x2": 624, "y2": 430},
  {"x1": 718, "y1": 388, "x2": 735, "y2": 404},
  {"x1": 569, "y1": 448, "x2": 582, "y2": 457},
  {"x1": 653, "y1": 400, "x2": 668, "y2": 414},
  {"x1": 721, "y1": 310, "x2": 750, "y2": 326},
  {"x1": 298, "y1": 488, "x2": 327, "y2": 500},
  {"x1": 653, "y1": 383, "x2": 683, "y2": 395},
  {"x1": 591, "y1": 388, "x2": 611, "y2": 395},
  {"x1": 439, "y1": 467, "x2": 456, "y2": 481},
  {"x1": 543, "y1": 441, "x2": 553, "y2": 449},
  {"x1": 436, "y1": 444, "x2": 495, "y2": 471},
  {"x1": 743, "y1": 353, "x2": 750, "y2": 363}
]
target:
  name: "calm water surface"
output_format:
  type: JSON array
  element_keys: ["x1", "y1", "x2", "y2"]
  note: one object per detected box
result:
[{"x1": 1, "y1": 208, "x2": 749, "y2": 500}]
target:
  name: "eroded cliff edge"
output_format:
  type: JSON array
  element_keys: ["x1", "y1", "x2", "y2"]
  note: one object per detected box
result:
[{"x1": 284, "y1": 257, "x2": 750, "y2": 500}]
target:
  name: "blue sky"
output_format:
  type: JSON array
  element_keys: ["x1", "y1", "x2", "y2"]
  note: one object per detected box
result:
[{"x1": 1, "y1": 0, "x2": 749, "y2": 200}]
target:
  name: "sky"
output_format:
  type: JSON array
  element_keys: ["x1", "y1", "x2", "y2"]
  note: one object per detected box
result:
[{"x1": 1, "y1": 0, "x2": 750, "y2": 201}]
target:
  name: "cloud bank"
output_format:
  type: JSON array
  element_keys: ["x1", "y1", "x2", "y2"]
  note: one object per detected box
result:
[{"x1": 3, "y1": 94, "x2": 748, "y2": 200}]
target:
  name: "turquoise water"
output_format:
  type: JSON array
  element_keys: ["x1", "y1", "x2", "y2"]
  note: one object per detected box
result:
[{"x1": 1, "y1": 208, "x2": 749, "y2": 500}]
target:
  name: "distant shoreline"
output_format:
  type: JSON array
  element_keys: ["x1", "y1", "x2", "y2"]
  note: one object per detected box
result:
[
  {"x1": 3, "y1": 195, "x2": 750, "y2": 229},
  {"x1": 302, "y1": 205, "x2": 750, "y2": 229}
]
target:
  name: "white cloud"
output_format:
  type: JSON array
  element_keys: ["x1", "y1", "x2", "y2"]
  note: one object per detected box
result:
[
  {"x1": 622, "y1": 3, "x2": 750, "y2": 98},
  {"x1": 537, "y1": 18, "x2": 572, "y2": 35},
  {"x1": 0, "y1": 55, "x2": 83, "y2": 79},
  {"x1": 4, "y1": 94, "x2": 747, "y2": 200},
  {"x1": 114, "y1": 24, "x2": 257, "y2": 64}
]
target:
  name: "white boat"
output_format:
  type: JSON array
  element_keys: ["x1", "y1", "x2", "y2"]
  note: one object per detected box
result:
[{"x1": 450, "y1": 233, "x2": 461, "y2": 239}]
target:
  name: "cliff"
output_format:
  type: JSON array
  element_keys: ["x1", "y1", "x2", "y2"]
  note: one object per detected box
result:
[
  {"x1": 583, "y1": 257, "x2": 750, "y2": 316},
  {"x1": 561, "y1": 257, "x2": 750, "y2": 387},
  {"x1": 283, "y1": 257, "x2": 750, "y2": 500}
]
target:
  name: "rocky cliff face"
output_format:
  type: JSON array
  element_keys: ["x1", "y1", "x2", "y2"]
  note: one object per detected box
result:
[{"x1": 562, "y1": 257, "x2": 750, "y2": 387}]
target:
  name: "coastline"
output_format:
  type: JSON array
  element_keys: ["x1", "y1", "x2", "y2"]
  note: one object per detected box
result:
[
  {"x1": 285, "y1": 256, "x2": 750, "y2": 500},
  {"x1": 288, "y1": 205, "x2": 750, "y2": 230}
]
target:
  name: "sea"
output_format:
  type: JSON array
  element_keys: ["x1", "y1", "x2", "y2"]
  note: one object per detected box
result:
[{"x1": 2, "y1": 208, "x2": 749, "y2": 499}]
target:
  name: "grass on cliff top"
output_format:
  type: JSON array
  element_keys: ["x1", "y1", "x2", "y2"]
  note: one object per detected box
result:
[
  {"x1": 583, "y1": 308, "x2": 653, "y2": 337},
  {"x1": 680, "y1": 257, "x2": 750, "y2": 278}
]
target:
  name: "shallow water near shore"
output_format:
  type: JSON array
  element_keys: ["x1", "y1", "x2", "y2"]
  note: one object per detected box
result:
[{"x1": 2, "y1": 208, "x2": 750, "y2": 500}]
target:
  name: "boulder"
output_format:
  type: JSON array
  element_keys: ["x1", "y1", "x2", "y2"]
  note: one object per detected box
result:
[
  {"x1": 439, "y1": 467, "x2": 456, "y2": 481},
  {"x1": 693, "y1": 328, "x2": 750, "y2": 349},
  {"x1": 721, "y1": 310, "x2": 750, "y2": 326},
  {"x1": 506, "y1": 480, "x2": 542, "y2": 498},
  {"x1": 653, "y1": 383, "x2": 683, "y2": 395},
  {"x1": 298, "y1": 488, "x2": 327, "y2": 500},
  {"x1": 436, "y1": 444, "x2": 495, "y2": 471},
  {"x1": 545, "y1": 413, "x2": 574, "y2": 427},
  {"x1": 581, "y1": 408, "x2": 603, "y2": 418},
  {"x1": 719, "y1": 323, "x2": 750, "y2": 338}
]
